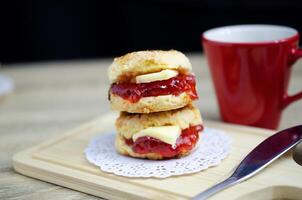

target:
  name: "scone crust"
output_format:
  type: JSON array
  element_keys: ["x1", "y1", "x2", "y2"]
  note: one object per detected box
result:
[
  {"x1": 110, "y1": 92, "x2": 193, "y2": 113},
  {"x1": 115, "y1": 104, "x2": 202, "y2": 139},
  {"x1": 115, "y1": 133, "x2": 196, "y2": 160},
  {"x1": 108, "y1": 50, "x2": 192, "y2": 83}
]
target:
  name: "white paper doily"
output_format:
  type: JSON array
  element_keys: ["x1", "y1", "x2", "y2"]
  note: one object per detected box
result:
[{"x1": 85, "y1": 127, "x2": 231, "y2": 178}]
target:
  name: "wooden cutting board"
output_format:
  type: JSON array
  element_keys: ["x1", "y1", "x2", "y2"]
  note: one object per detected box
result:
[{"x1": 13, "y1": 112, "x2": 302, "y2": 200}]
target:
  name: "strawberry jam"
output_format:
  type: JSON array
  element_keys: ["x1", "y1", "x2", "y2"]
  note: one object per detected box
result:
[
  {"x1": 125, "y1": 125, "x2": 203, "y2": 158},
  {"x1": 110, "y1": 74, "x2": 198, "y2": 103}
]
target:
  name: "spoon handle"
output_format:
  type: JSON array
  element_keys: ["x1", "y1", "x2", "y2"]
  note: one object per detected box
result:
[{"x1": 193, "y1": 125, "x2": 302, "y2": 200}]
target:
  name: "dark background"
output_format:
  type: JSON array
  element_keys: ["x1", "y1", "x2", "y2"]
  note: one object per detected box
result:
[{"x1": 2, "y1": 0, "x2": 302, "y2": 63}]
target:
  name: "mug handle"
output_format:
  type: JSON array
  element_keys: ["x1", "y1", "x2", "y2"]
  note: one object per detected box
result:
[{"x1": 282, "y1": 48, "x2": 302, "y2": 108}]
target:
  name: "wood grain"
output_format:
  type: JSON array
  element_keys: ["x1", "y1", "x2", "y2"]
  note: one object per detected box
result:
[
  {"x1": 13, "y1": 112, "x2": 302, "y2": 200},
  {"x1": 1, "y1": 54, "x2": 302, "y2": 199}
]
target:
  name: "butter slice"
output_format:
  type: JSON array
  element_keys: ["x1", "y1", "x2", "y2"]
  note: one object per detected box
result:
[
  {"x1": 132, "y1": 126, "x2": 181, "y2": 147},
  {"x1": 135, "y1": 69, "x2": 179, "y2": 83}
]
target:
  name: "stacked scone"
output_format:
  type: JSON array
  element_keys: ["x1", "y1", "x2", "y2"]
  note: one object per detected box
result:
[{"x1": 108, "y1": 50, "x2": 203, "y2": 160}]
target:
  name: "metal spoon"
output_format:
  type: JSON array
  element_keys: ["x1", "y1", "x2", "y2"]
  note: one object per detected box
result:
[
  {"x1": 293, "y1": 142, "x2": 302, "y2": 166},
  {"x1": 192, "y1": 125, "x2": 302, "y2": 200}
]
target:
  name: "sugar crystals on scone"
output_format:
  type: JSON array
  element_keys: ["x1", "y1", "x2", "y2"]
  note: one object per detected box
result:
[
  {"x1": 115, "y1": 104, "x2": 203, "y2": 160},
  {"x1": 108, "y1": 50, "x2": 198, "y2": 113}
]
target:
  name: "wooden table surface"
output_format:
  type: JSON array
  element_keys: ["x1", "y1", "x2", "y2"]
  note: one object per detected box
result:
[{"x1": 1, "y1": 53, "x2": 302, "y2": 199}]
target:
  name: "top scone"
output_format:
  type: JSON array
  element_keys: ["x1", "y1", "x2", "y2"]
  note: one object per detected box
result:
[{"x1": 108, "y1": 50, "x2": 198, "y2": 113}]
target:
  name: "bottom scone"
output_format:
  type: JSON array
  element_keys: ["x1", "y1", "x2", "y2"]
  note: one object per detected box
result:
[{"x1": 115, "y1": 104, "x2": 203, "y2": 160}]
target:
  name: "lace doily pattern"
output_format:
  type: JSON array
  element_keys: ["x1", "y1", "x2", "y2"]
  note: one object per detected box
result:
[{"x1": 85, "y1": 128, "x2": 231, "y2": 178}]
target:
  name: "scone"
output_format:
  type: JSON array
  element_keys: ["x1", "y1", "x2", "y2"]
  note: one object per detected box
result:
[
  {"x1": 115, "y1": 104, "x2": 203, "y2": 159},
  {"x1": 108, "y1": 50, "x2": 198, "y2": 113}
]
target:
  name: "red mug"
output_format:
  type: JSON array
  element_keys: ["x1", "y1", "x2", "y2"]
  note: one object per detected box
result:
[{"x1": 202, "y1": 25, "x2": 302, "y2": 129}]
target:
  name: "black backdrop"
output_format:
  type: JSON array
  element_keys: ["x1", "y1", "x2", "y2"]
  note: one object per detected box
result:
[{"x1": 2, "y1": 0, "x2": 302, "y2": 63}]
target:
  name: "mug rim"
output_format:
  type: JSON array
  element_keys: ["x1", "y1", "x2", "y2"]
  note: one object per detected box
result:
[{"x1": 202, "y1": 24, "x2": 299, "y2": 46}]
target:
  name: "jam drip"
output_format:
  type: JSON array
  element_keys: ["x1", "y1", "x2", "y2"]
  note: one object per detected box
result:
[
  {"x1": 125, "y1": 125, "x2": 203, "y2": 158},
  {"x1": 110, "y1": 74, "x2": 198, "y2": 103}
]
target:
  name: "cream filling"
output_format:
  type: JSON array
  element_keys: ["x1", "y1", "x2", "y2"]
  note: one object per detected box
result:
[
  {"x1": 135, "y1": 69, "x2": 179, "y2": 83},
  {"x1": 132, "y1": 125, "x2": 181, "y2": 148}
]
